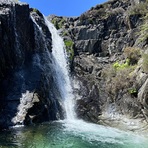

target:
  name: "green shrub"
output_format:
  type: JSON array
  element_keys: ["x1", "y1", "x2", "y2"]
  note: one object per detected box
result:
[
  {"x1": 128, "y1": 88, "x2": 137, "y2": 94},
  {"x1": 104, "y1": 58, "x2": 138, "y2": 100},
  {"x1": 58, "y1": 19, "x2": 65, "y2": 29},
  {"x1": 51, "y1": 18, "x2": 59, "y2": 29},
  {"x1": 124, "y1": 47, "x2": 141, "y2": 65},
  {"x1": 106, "y1": 67, "x2": 135, "y2": 100},
  {"x1": 139, "y1": 22, "x2": 148, "y2": 42},
  {"x1": 129, "y1": 1, "x2": 148, "y2": 16},
  {"x1": 128, "y1": 88, "x2": 138, "y2": 97},
  {"x1": 64, "y1": 40, "x2": 74, "y2": 61},
  {"x1": 51, "y1": 18, "x2": 65, "y2": 29},
  {"x1": 142, "y1": 53, "x2": 148, "y2": 73},
  {"x1": 113, "y1": 59, "x2": 130, "y2": 70}
]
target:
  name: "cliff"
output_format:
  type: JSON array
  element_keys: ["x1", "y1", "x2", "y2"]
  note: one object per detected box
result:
[
  {"x1": 0, "y1": 0, "x2": 63, "y2": 129},
  {"x1": 49, "y1": 0, "x2": 148, "y2": 131},
  {"x1": 0, "y1": 0, "x2": 147, "y2": 131}
]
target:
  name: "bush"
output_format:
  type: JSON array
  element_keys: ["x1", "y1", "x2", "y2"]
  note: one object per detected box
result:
[
  {"x1": 124, "y1": 47, "x2": 141, "y2": 65},
  {"x1": 138, "y1": 14, "x2": 148, "y2": 43},
  {"x1": 142, "y1": 53, "x2": 148, "y2": 73},
  {"x1": 51, "y1": 18, "x2": 59, "y2": 29},
  {"x1": 65, "y1": 40, "x2": 73, "y2": 48},
  {"x1": 64, "y1": 40, "x2": 74, "y2": 61},
  {"x1": 113, "y1": 59, "x2": 130, "y2": 70},
  {"x1": 104, "y1": 59, "x2": 137, "y2": 100},
  {"x1": 106, "y1": 67, "x2": 135, "y2": 100},
  {"x1": 129, "y1": 1, "x2": 148, "y2": 16},
  {"x1": 51, "y1": 18, "x2": 65, "y2": 30}
]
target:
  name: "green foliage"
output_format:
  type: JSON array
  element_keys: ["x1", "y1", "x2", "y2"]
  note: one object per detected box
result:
[
  {"x1": 129, "y1": 0, "x2": 148, "y2": 43},
  {"x1": 65, "y1": 40, "x2": 73, "y2": 48},
  {"x1": 64, "y1": 40, "x2": 74, "y2": 61},
  {"x1": 58, "y1": 19, "x2": 65, "y2": 29},
  {"x1": 51, "y1": 18, "x2": 65, "y2": 29},
  {"x1": 104, "y1": 58, "x2": 137, "y2": 100},
  {"x1": 128, "y1": 88, "x2": 137, "y2": 94},
  {"x1": 128, "y1": 88, "x2": 138, "y2": 97},
  {"x1": 124, "y1": 47, "x2": 141, "y2": 65},
  {"x1": 142, "y1": 53, "x2": 148, "y2": 73},
  {"x1": 139, "y1": 23, "x2": 148, "y2": 42},
  {"x1": 113, "y1": 59, "x2": 130, "y2": 70},
  {"x1": 105, "y1": 67, "x2": 136, "y2": 100},
  {"x1": 51, "y1": 18, "x2": 59, "y2": 29}
]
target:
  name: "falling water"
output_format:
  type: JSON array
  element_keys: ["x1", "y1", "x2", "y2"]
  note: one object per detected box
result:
[{"x1": 44, "y1": 17, "x2": 76, "y2": 120}]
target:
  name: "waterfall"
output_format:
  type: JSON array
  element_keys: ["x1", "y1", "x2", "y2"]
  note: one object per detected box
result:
[{"x1": 44, "y1": 17, "x2": 76, "y2": 120}]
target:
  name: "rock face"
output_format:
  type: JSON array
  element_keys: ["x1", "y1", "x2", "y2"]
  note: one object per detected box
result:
[
  {"x1": 0, "y1": 0, "x2": 148, "y2": 131},
  {"x1": 0, "y1": 0, "x2": 63, "y2": 129},
  {"x1": 50, "y1": 0, "x2": 148, "y2": 131}
]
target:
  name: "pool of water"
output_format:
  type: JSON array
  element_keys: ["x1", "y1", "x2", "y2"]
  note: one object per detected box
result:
[{"x1": 0, "y1": 120, "x2": 147, "y2": 148}]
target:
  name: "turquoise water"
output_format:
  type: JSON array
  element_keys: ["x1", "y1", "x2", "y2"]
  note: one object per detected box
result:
[{"x1": 0, "y1": 120, "x2": 147, "y2": 148}]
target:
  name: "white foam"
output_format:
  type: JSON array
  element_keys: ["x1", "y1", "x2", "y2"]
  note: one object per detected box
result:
[{"x1": 44, "y1": 17, "x2": 76, "y2": 120}]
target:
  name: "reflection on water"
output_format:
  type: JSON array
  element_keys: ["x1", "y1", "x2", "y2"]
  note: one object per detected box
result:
[{"x1": 0, "y1": 120, "x2": 147, "y2": 148}]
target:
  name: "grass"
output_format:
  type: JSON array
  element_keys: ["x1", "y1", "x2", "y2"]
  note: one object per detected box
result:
[
  {"x1": 142, "y1": 53, "x2": 148, "y2": 73},
  {"x1": 129, "y1": 0, "x2": 148, "y2": 16},
  {"x1": 124, "y1": 47, "x2": 141, "y2": 65}
]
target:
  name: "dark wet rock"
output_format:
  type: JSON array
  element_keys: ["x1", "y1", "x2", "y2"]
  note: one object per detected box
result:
[{"x1": 0, "y1": 0, "x2": 63, "y2": 129}]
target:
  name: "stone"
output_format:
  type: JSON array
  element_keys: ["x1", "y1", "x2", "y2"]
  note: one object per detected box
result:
[{"x1": 0, "y1": 1, "x2": 63, "y2": 129}]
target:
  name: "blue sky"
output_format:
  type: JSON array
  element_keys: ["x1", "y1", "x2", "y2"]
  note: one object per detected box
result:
[{"x1": 20, "y1": 0, "x2": 108, "y2": 17}]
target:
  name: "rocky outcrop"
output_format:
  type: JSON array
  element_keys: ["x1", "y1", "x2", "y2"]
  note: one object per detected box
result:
[
  {"x1": 49, "y1": 0, "x2": 144, "y2": 56},
  {"x1": 50, "y1": 0, "x2": 148, "y2": 131},
  {"x1": 0, "y1": 0, "x2": 63, "y2": 129},
  {"x1": 0, "y1": 0, "x2": 147, "y2": 131}
]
